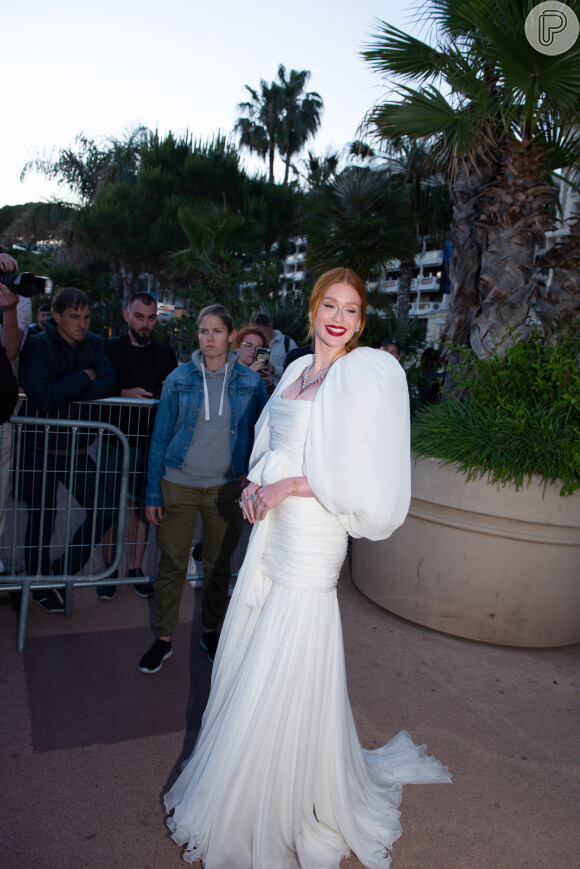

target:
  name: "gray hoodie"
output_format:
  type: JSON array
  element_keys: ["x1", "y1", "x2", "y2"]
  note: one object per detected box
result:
[{"x1": 164, "y1": 350, "x2": 237, "y2": 488}]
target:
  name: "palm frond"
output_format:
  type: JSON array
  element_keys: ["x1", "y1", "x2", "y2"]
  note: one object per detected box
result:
[{"x1": 363, "y1": 22, "x2": 449, "y2": 82}]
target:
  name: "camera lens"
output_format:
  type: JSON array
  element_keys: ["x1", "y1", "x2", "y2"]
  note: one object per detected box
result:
[
  {"x1": 0, "y1": 272, "x2": 52, "y2": 298},
  {"x1": 13, "y1": 273, "x2": 37, "y2": 296}
]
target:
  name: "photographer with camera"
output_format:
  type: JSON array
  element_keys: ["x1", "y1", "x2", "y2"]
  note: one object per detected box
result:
[
  {"x1": 0, "y1": 253, "x2": 31, "y2": 577},
  {"x1": 0, "y1": 253, "x2": 32, "y2": 361},
  {"x1": 0, "y1": 344, "x2": 18, "y2": 423}
]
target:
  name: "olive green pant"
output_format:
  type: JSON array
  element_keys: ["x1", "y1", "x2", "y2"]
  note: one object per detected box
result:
[{"x1": 154, "y1": 478, "x2": 243, "y2": 638}]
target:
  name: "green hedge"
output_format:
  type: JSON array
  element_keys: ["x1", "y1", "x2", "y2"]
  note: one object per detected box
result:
[{"x1": 411, "y1": 326, "x2": 580, "y2": 495}]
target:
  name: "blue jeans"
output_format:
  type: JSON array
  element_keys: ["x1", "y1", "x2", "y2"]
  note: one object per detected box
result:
[
  {"x1": 21, "y1": 447, "x2": 116, "y2": 576},
  {"x1": 102, "y1": 442, "x2": 148, "y2": 507}
]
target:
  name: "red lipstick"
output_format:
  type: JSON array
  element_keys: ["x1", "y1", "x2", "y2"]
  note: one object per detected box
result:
[{"x1": 326, "y1": 325, "x2": 347, "y2": 336}]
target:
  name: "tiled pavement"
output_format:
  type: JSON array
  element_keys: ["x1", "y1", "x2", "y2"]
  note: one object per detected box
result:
[{"x1": 1, "y1": 562, "x2": 578, "y2": 869}]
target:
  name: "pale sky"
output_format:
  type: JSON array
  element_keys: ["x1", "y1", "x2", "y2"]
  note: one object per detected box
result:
[{"x1": 4, "y1": 0, "x2": 422, "y2": 206}]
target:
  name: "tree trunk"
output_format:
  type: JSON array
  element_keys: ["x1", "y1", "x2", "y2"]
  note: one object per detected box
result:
[
  {"x1": 469, "y1": 140, "x2": 556, "y2": 356},
  {"x1": 443, "y1": 154, "x2": 496, "y2": 353},
  {"x1": 268, "y1": 142, "x2": 275, "y2": 183},
  {"x1": 443, "y1": 142, "x2": 560, "y2": 358},
  {"x1": 397, "y1": 259, "x2": 414, "y2": 322}
]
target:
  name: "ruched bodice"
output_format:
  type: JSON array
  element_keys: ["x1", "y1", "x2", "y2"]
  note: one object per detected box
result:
[{"x1": 259, "y1": 397, "x2": 347, "y2": 595}]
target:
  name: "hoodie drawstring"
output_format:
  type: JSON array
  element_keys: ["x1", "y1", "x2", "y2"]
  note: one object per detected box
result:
[
  {"x1": 218, "y1": 360, "x2": 228, "y2": 417},
  {"x1": 201, "y1": 360, "x2": 229, "y2": 421}
]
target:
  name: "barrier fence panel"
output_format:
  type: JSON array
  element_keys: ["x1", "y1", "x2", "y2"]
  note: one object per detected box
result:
[{"x1": 0, "y1": 396, "x2": 252, "y2": 651}]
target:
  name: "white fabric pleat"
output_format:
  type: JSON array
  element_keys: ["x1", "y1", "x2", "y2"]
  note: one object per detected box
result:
[{"x1": 165, "y1": 378, "x2": 450, "y2": 869}]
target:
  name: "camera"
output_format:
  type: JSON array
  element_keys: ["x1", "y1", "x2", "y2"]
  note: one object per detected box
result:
[{"x1": 1, "y1": 272, "x2": 54, "y2": 298}]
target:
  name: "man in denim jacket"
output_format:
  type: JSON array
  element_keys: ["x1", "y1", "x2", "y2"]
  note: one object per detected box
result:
[{"x1": 139, "y1": 304, "x2": 268, "y2": 673}]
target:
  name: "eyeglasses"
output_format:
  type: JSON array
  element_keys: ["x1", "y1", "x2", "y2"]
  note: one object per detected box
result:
[{"x1": 241, "y1": 342, "x2": 259, "y2": 350}]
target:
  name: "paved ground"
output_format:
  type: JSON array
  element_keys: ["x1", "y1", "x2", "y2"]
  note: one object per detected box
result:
[{"x1": 1, "y1": 562, "x2": 578, "y2": 869}]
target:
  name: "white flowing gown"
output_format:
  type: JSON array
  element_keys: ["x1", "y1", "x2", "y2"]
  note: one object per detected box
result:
[{"x1": 165, "y1": 352, "x2": 451, "y2": 869}]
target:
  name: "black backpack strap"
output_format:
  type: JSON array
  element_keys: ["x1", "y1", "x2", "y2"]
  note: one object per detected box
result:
[{"x1": 284, "y1": 334, "x2": 290, "y2": 353}]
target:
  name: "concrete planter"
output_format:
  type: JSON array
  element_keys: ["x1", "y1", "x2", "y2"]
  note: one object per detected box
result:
[{"x1": 352, "y1": 457, "x2": 580, "y2": 647}]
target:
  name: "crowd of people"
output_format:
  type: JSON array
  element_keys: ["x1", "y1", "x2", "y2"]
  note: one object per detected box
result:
[
  {"x1": 1, "y1": 255, "x2": 452, "y2": 868},
  {"x1": 0, "y1": 254, "x2": 299, "y2": 630},
  {"x1": 0, "y1": 253, "x2": 444, "y2": 631}
]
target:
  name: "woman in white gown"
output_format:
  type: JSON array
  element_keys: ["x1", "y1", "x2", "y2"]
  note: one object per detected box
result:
[{"x1": 165, "y1": 268, "x2": 451, "y2": 868}]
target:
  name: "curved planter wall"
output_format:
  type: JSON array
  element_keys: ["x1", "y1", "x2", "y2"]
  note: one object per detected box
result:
[{"x1": 352, "y1": 458, "x2": 580, "y2": 647}]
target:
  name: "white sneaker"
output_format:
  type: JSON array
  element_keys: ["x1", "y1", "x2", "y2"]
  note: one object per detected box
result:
[{"x1": 187, "y1": 556, "x2": 204, "y2": 588}]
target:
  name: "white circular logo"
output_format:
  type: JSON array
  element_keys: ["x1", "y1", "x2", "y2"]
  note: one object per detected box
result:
[{"x1": 525, "y1": 2, "x2": 579, "y2": 54}]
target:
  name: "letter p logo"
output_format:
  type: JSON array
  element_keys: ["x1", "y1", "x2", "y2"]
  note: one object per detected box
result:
[
  {"x1": 525, "y1": 2, "x2": 579, "y2": 55},
  {"x1": 539, "y1": 10, "x2": 567, "y2": 45}
]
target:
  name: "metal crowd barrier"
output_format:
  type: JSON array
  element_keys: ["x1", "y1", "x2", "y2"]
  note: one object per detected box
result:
[{"x1": 0, "y1": 396, "x2": 250, "y2": 651}]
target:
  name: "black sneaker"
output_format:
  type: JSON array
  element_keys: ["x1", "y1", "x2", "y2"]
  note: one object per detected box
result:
[
  {"x1": 32, "y1": 588, "x2": 65, "y2": 613},
  {"x1": 128, "y1": 567, "x2": 154, "y2": 598},
  {"x1": 200, "y1": 631, "x2": 219, "y2": 663},
  {"x1": 96, "y1": 584, "x2": 116, "y2": 600},
  {"x1": 139, "y1": 639, "x2": 172, "y2": 674}
]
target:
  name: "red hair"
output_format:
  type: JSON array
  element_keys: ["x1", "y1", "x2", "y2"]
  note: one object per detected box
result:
[
  {"x1": 307, "y1": 268, "x2": 366, "y2": 353},
  {"x1": 231, "y1": 325, "x2": 269, "y2": 350}
]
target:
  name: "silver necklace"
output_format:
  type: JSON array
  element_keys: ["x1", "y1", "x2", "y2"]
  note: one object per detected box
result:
[{"x1": 298, "y1": 362, "x2": 330, "y2": 396}]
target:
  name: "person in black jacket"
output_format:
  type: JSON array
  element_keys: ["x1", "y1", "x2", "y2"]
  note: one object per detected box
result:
[
  {"x1": 0, "y1": 344, "x2": 18, "y2": 424},
  {"x1": 98, "y1": 292, "x2": 178, "y2": 600},
  {"x1": 0, "y1": 253, "x2": 31, "y2": 576},
  {"x1": 26, "y1": 303, "x2": 51, "y2": 337},
  {"x1": 19, "y1": 288, "x2": 117, "y2": 612}
]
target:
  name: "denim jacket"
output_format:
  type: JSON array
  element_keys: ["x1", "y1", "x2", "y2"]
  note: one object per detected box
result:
[{"x1": 145, "y1": 357, "x2": 268, "y2": 506}]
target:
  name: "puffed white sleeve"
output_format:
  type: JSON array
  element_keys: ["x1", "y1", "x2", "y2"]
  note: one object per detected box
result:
[{"x1": 304, "y1": 347, "x2": 411, "y2": 540}]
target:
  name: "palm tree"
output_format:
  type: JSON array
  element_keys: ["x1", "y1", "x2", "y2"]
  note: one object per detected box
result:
[
  {"x1": 294, "y1": 150, "x2": 340, "y2": 189},
  {"x1": 276, "y1": 66, "x2": 323, "y2": 184},
  {"x1": 363, "y1": 0, "x2": 580, "y2": 356},
  {"x1": 236, "y1": 65, "x2": 323, "y2": 184},
  {"x1": 347, "y1": 137, "x2": 452, "y2": 320},
  {"x1": 236, "y1": 79, "x2": 281, "y2": 183},
  {"x1": 303, "y1": 165, "x2": 419, "y2": 281},
  {"x1": 21, "y1": 127, "x2": 148, "y2": 204},
  {"x1": 172, "y1": 203, "x2": 247, "y2": 277}
]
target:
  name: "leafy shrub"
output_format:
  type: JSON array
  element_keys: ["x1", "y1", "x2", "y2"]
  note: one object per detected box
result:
[
  {"x1": 411, "y1": 326, "x2": 580, "y2": 495},
  {"x1": 248, "y1": 292, "x2": 310, "y2": 345}
]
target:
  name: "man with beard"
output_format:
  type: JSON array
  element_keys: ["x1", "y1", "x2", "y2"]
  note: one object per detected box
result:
[{"x1": 99, "y1": 293, "x2": 177, "y2": 600}]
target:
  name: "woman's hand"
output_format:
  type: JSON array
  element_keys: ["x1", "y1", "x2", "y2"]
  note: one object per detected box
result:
[
  {"x1": 239, "y1": 481, "x2": 261, "y2": 523},
  {"x1": 145, "y1": 505, "x2": 163, "y2": 526},
  {"x1": 242, "y1": 481, "x2": 288, "y2": 524},
  {"x1": 240, "y1": 477, "x2": 313, "y2": 524},
  {"x1": 259, "y1": 362, "x2": 274, "y2": 391}
]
